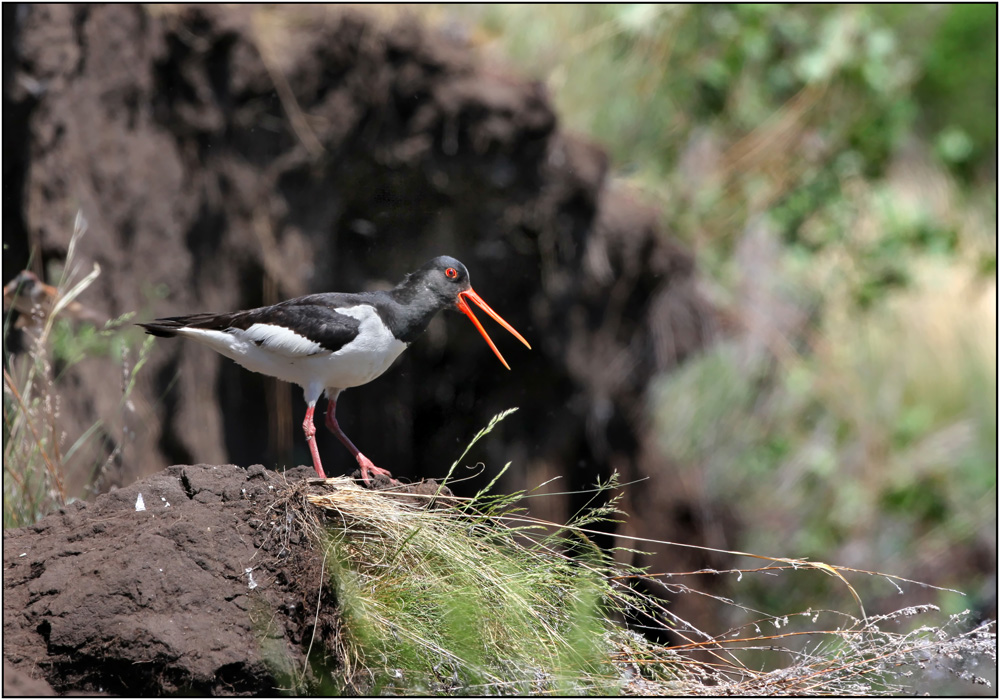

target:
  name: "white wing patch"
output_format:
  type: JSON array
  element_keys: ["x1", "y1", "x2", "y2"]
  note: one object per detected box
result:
[
  {"x1": 242, "y1": 323, "x2": 324, "y2": 357},
  {"x1": 327, "y1": 305, "x2": 409, "y2": 386},
  {"x1": 334, "y1": 306, "x2": 393, "y2": 352}
]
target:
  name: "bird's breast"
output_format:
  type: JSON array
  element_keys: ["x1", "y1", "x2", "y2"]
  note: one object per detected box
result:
[{"x1": 316, "y1": 305, "x2": 408, "y2": 389}]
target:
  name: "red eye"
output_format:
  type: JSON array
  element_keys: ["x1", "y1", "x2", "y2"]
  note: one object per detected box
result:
[{"x1": 445, "y1": 267, "x2": 458, "y2": 279}]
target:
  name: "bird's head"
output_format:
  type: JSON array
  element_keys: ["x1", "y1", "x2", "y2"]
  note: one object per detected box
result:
[{"x1": 412, "y1": 256, "x2": 531, "y2": 370}]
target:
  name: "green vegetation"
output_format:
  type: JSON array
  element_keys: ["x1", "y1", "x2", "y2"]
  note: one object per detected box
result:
[
  {"x1": 304, "y1": 410, "x2": 624, "y2": 694},
  {"x1": 316, "y1": 487, "x2": 615, "y2": 694}
]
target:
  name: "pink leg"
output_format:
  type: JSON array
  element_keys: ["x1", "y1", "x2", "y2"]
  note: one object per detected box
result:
[
  {"x1": 303, "y1": 404, "x2": 327, "y2": 479},
  {"x1": 324, "y1": 394, "x2": 397, "y2": 485}
]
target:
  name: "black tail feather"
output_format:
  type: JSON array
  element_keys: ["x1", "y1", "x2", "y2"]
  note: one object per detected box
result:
[
  {"x1": 137, "y1": 312, "x2": 240, "y2": 337},
  {"x1": 137, "y1": 321, "x2": 182, "y2": 338}
]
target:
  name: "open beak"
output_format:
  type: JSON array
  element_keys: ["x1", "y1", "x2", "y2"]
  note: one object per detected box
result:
[{"x1": 456, "y1": 289, "x2": 532, "y2": 370}]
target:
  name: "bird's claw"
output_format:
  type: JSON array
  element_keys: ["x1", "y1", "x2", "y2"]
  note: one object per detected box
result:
[{"x1": 357, "y1": 454, "x2": 399, "y2": 487}]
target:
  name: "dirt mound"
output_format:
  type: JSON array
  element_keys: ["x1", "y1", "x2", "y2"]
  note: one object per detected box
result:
[{"x1": 2, "y1": 463, "x2": 445, "y2": 695}]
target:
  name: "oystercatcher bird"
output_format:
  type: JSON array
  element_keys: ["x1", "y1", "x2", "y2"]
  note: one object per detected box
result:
[{"x1": 138, "y1": 256, "x2": 530, "y2": 484}]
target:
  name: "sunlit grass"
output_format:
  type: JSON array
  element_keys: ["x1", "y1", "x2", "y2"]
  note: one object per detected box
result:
[
  {"x1": 273, "y1": 411, "x2": 996, "y2": 695},
  {"x1": 295, "y1": 409, "x2": 625, "y2": 694},
  {"x1": 314, "y1": 486, "x2": 617, "y2": 694}
]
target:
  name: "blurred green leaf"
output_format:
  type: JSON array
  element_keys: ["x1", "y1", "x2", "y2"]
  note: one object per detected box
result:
[{"x1": 935, "y1": 126, "x2": 975, "y2": 164}]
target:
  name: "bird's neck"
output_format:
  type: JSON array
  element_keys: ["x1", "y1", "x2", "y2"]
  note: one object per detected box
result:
[{"x1": 384, "y1": 281, "x2": 452, "y2": 343}]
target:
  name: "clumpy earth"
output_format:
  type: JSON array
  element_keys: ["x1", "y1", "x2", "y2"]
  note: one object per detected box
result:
[{"x1": 3, "y1": 463, "x2": 445, "y2": 695}]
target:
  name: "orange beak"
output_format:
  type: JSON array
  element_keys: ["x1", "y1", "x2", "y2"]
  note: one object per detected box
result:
[{"x1": 455, "y1": 289, "x2": 532, "y2": 370}]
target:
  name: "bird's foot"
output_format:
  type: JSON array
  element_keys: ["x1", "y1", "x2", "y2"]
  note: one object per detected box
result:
[{"x1": 357, "y1": 454, "x2": 398, "y2": 487}]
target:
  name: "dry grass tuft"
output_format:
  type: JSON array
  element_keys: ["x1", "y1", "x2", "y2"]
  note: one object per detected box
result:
[{"x1": 286, "y1": 412, "x2": 995, "y2": 695}]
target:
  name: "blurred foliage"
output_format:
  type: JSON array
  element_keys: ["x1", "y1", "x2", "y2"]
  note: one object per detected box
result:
[
  {"x1": 445, "y1": 4, "x2": 997, "y2": 624},
  {"x1": 457, "y1": 4, "x2": 994, "y2": 285},
  {"x1": 652, "y1": 262, "x2": 995, "y2": 616},
  {"x1": 50, "y1": 315, "x2": 131, "y2": 370},
  {"x1": 908, "y1": 3, "x2": 997, "y2": 178}
]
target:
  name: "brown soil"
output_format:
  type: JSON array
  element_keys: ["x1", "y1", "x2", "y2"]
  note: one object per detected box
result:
[{"x1": 3, "y1": 463, "x2": 446, "y2": 695}]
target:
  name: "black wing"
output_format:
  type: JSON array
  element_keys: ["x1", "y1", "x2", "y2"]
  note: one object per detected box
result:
[{"x1": 138, "y1": 294, "x2": 365, "y2": 354}]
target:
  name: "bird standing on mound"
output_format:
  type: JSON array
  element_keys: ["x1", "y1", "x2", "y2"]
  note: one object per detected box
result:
[{"x1": 139, "y1": 256, "x2": 531, "y2": 485}]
